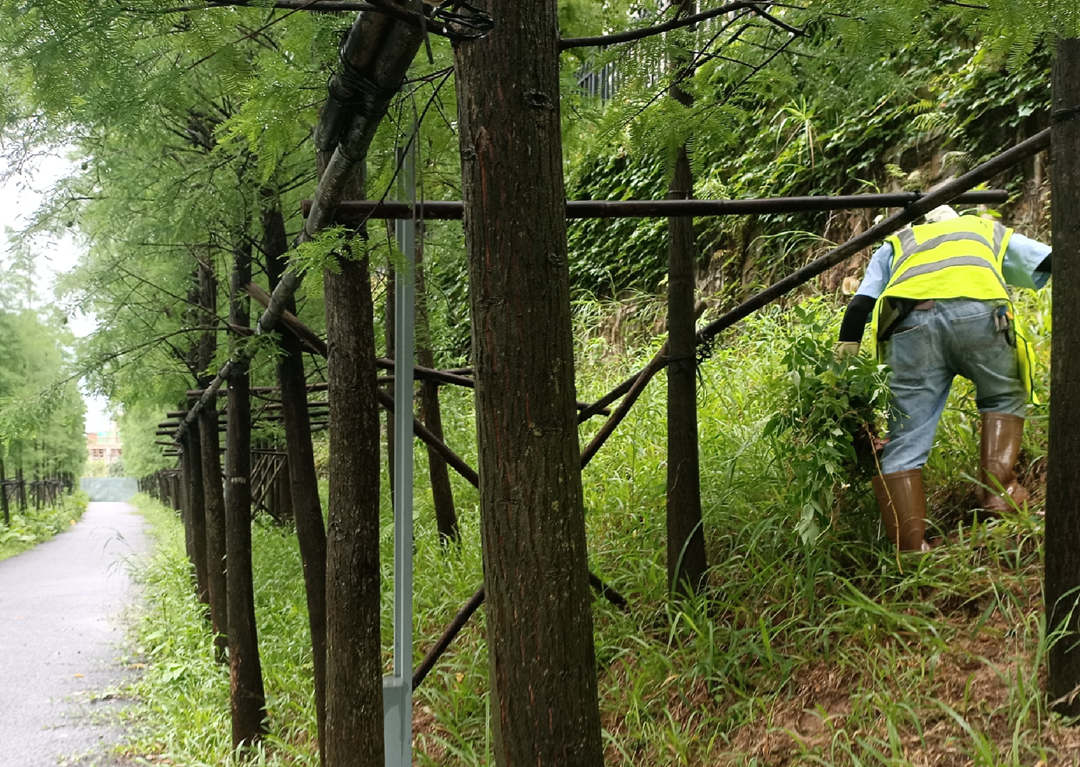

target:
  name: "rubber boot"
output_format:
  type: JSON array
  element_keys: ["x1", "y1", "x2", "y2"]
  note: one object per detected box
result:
[
  {"x1": 872, "y1": 469, "x2": 929, "y2": 552},
  {"x1": 980, "y1": 412, "x2": 1029, "y2": 512}
]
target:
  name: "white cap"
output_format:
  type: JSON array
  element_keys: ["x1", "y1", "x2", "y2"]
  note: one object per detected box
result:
[{"x1": 924, "y1": 205, "x2": 959, "y2": 224}]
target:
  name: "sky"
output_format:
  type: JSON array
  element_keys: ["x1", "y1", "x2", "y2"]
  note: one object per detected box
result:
[{"x1": 0, "y1": 148, "x2": 114, "y2": 433}]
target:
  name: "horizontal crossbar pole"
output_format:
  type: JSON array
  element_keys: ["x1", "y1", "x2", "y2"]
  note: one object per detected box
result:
[{"x1": 302, "y1": 190, "x2": 1009, "y2": 223}]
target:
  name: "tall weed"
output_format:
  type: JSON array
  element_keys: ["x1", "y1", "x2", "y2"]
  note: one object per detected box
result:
[{"x1": 124, "y1": 288, "x2": 1069, "y2": 766}]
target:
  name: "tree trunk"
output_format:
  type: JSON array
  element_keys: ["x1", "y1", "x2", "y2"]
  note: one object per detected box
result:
[
  {"x1": 1046, "y1": 36, "x2": 1080, "y2": 716},
  {"x1": 263, "y1": 202, "x2": 329, "y2": 762},
  {"x1": 665, "y1": 151, "x2": 707, "y2": 595},
  {"x1": 184, "y1": 425, "x2": 210, "y2": 610},
  {"x1": 273, "y1": 459, "x2": 293, "y2": 524},
  {"x1": 1, "y1": 457, "x2": 9, "y2": 526},
  {"x1": 198, "y1": 262, "x2": 229, "y2": 660},
  {"x1": 199, "y1": 404, "x2": 229, "y2": 658},
  {"x1": 415, "y1": 223, "x2": 459, "y2": 543},
  {"x1": 225, "y1": 238, "x2": 267, "y2": 745},
  {"x1": 324, "y1": 241, "x2": 384, "y2": 767},
  {"x1": 454, "y1": 2, "x2": 605, "y2": 763},
  {"x1": 665, "y1": 0, "x2": 708, "y2": 598},
  {"x1": 180, "y1": 449, "x2": 193, "y2": 561}
]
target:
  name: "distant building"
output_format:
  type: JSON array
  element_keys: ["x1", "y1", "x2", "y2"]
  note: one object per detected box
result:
[{"x1": 87, "y1": 430, "x2": 122, "y2": 464}]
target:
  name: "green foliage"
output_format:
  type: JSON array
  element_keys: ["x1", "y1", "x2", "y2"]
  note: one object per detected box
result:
[
  {"x1": 0, "y1": 307, "x2": 87, "y2": 476},
  {"x1": 118, "y1": 402, "x2": 173, "y2": 480},
  {"x1": 0, "y1": 492, "x2": 87, "y2": 561},
  {"x1": 119, "y1": 289, "x2": 1064, "y2": 765},
  {"x1": 291, "y1": 226, "x2": 360, "y2": 277},
  {"x1": 563, "y1": 12, "x2": 1052, "y2": 300},
  {"x1": 762, "y1": 299, "x2": 893, "y2": 544}
]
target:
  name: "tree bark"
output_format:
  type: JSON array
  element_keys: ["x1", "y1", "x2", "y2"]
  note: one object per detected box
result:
[
  {"x1": 199, "y1": 404, "x2": 229, "y2": 659},
  {"x1": 415, "y1": 223, "x2": 459, "y2": 543},
  {"x1": 665, "y1": 10, "x2": 708, "y2": 595},
  {"x1": 263, "y1": 202, "x2": 329, "y2": 762},
  {"x1": 1, "y1": 457, "x2": 9, "y2": 526},
  {"x1": 324, "y1": 238, "x2": 384, "y2": 767},
  {"x1": 454, "y1": 2, "x2": 605, "y2": 763},
  {"x1": 665, "y1": 158, "x2": 708, "y2": 591},
  {"x1": 225, "y1": 238, "x2": 267, "y2": 745},
  {"x1": 197, "y1": 263, "x2": 229, "y2": 660},
  {"x1": 184, "y1": 425, "x2": 210, "y2": 610},
  {"x1": 1046, "y1": 36, "x2": 1080, "y2": 716},
  {"x1": 179, "y1": 449, "x2": 193, "y2": 559}
]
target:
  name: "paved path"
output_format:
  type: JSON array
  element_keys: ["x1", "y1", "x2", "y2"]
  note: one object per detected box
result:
[{"x1": 0, "y1": 501, "x2": 149, "y2": 766}]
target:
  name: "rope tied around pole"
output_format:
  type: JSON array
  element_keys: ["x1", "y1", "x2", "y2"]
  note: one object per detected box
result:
[{"x1": 1053, "y1": 105, "x2": 1080, "y2": 123}]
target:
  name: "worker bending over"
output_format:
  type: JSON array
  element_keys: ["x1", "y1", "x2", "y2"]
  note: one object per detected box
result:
[{"x1": 837, "y1": 205, "x2": 1051, "y2": 552}]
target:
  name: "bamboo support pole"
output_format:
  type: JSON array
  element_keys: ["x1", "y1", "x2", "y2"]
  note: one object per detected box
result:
[
  {"x1": 694, "y1": 131, "x2": 1050, "y2": 347},
  {"x1": 585, "y1": 129, "x2": 1052, "y2": 419},
  {"x1": 376, "y1": 390, "x2": 479, "y2": 486},
  {"x1": 303, "y1": 190, "x2": 1009, "y2": 223},
  {"x1": 580, "y1": 355, "x2": 668, "y2": 467},
  {"x1": 412, "y1": 587, "x2": 485, "y2": 689},
  {"x1": 171, "y1": 6, "x2": 423, "y2": 446}
]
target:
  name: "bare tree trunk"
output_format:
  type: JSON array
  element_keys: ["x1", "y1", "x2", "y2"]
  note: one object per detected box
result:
[
  {"x1": 263, "y1": 202, "x2": 329, "y2": 762},
  {"x1": 184, "y1": 425, "x2": 210, "y2": 610},
  {"x1": 199, "y1": 405, "x2": 229, "y2": 659},
  {"x1": 454, "y1": 1, "x2": 605, "y2": 763},
  {"x1": 665, "y1": 0, "x2": 708, "y2": 598},
  {"x1": 225, "y1": 238, "x2": 267, "y2": 745},
  {"x1": 665, "y1": 157, "x2": 708, "y2": 594},
  {"x1": 0, "y1": 457, "x2": 9, "y2": 526},
  {"x1": 197, "y1": 263, "x2": 229, "y2": 660},
  {"x1": 415, "y1": 223, "x2": 458, "y2": 543},
  {"x1": 324, "y1": 235, "x2": 384, "y2": 766},
  {"x1": 1046, "y1": 36, "x2": 1080, "y2": 716},
  {"x1": 274, "y1": 460, "x2": 293, "y2": 524},
  {"x1": 180, "y1": 451, "x2": 193, "y2": 559}
]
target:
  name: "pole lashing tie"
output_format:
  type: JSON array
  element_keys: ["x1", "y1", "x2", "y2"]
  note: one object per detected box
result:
[{"x1": 1053, "y1": 105, "x2": 1080, "y2": 123}]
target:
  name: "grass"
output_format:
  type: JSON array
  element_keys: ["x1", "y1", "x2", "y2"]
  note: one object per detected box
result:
[
  {"x1": 0, "y1": 491, "x2": 88, "y2": 561},
  {"x1": 120, "y1": 289, "x2": 1080, "y2": 766}
]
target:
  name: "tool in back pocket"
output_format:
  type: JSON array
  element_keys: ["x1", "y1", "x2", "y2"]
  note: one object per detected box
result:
[{"x1": 994, "y1": 305, "x2": 1016, "y2": 347}]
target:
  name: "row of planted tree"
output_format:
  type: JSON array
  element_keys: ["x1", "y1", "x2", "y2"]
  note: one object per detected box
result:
[
  {"x1": 0, "y1": 305, "x2": 88, "y2": 525},
  {"x1": 7, "y1": 1, "x2": 1080, "y2": 765},
  {"x1": 0, "y1": 465, "x2": 75, "y2": 525},
  {"x1": 139, "y1": 65, "x2": 1067, "y2": 767}
]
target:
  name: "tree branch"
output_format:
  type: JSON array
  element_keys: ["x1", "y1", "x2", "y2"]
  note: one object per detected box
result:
[
  {"x1": 121, "y1": 0, "x2": 493, "y2": 41},
  {"x1": 559, "y1": 1, "x2": 797, "y2": 49}
]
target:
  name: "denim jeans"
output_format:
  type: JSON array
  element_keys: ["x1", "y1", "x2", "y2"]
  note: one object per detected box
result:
[{"x1": 880, "y1": 298, "x2": 1026, "y2": 474}]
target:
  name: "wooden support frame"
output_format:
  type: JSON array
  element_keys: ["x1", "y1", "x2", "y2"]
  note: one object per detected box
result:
[
  {"x1": 301, "y1": 190, "x2": 1008, "y2": 223},
  {"x1": 158, "y1": 133, "x2": 1046, "y2": 692}
]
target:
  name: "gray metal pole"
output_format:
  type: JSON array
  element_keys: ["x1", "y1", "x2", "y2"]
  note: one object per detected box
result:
[{"x1": 384, "y1": 140, "x2": 416, "y2": 767}]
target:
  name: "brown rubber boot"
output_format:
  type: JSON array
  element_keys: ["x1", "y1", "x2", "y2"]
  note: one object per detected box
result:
[
  {"x1": 872, "y1": 469, "x2": 929, "y2": 552},
  {"x1": 980, "y1": 412, "x2": 1029, "y2": 512}
]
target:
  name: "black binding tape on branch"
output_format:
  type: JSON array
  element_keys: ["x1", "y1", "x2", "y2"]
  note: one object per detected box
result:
[{"x1": 1053, "y1": 106, "x2": 1080, "y2": 123}]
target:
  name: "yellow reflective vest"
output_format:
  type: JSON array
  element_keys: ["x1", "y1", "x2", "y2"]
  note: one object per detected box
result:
[{"x1": 870, "y1": 215, "x2": 1036, "y2": 400}]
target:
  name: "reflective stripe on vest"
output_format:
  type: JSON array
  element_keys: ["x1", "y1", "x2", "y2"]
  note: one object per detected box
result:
[
  {"x1": 891, "y1": 230, "x2": 997, "y2": 274},
  {"x1": 889, "y1": 255, "x2": 1009, "y2": 293}
]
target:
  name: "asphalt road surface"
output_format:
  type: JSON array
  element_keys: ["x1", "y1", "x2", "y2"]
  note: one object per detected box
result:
[{"x1": 0, "y1": 501, "x2": 149, "y2": 766}]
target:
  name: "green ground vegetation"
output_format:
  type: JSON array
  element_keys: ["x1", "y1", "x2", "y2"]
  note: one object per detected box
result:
[
  {"x1": 0, "y1": 2, "x2": 1069, "y2": 764},
  {"x1": 121, "y1": 287, "x2": 1068, "y2": 766},
  {"x1": 0, "y1": 492, "x2": 89, "y2": 562}
]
